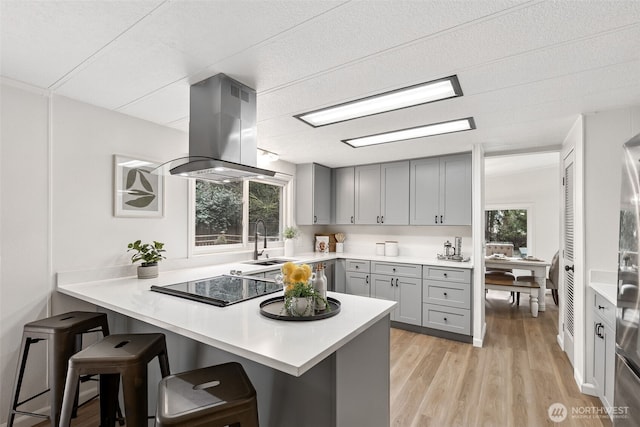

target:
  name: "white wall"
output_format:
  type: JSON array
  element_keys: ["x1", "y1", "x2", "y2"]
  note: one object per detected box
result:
[
  {"x1": 485, "y1": 162, "x2": 561, "y2": 263},
  {"x1": 0, "y1": 83, "x2": 51, "y2": 422},
  {"x1": 584, "y1": 107, "x2": 640, "y2": 273}
]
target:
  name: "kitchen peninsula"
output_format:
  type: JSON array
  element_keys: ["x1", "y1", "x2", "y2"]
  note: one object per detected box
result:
[{"x1": 57, "y1": 257, "x2": 396, "y2": 427}]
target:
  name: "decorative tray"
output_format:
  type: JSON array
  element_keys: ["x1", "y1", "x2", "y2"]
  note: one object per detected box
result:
[{"x1": 259, "y1": 296, "x2": 341, "y2": 321}]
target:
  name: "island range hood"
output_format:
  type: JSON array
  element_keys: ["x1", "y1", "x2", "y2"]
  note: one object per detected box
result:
[{"x1": 154, "y1": 73, "x2": 275, "y2": 181}]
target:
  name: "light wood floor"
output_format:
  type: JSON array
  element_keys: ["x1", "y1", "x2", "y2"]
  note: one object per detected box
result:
[
  {"x1": 390, "y1": 291, "x2": 611, "y2": 427},
  {"x1": 38, "y1": 291, "x2": 611, "y2": 427}
]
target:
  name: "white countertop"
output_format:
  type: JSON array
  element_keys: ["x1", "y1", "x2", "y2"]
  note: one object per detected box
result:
[
  {"x1": 57, "y1": 259, "x2": 396, "y2": 377},
  {"x1": 589, "y1": 270, "x2": 618, "y2": 306},
  {"x1": 56, "y1": 251, "x2": 472, "y2": 377}
]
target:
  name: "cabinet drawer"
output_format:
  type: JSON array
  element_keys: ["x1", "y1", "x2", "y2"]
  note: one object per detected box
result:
[
  {"x1": 423, "y1": 280, "x2": 470, "y2": 309},
  {"x1": 423, "y1": 266, "x2": 470, "y2": 283},
  {"x1": 422, "y1": 304, "x2": 470, "y2": 336},
  {"x1": 594, "y1": 292, "x2": 615, "y2": 327},
  {"x1": 346, "y1": 259, "x2": 370, "y2": 273},
  {"x1": 371, "y1": 262, "x2": 421, "y2": 278}
]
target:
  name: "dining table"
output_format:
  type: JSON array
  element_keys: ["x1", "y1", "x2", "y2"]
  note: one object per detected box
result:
[{"x1": 485, "y1": 256, "x2": 551, "y2": 313}]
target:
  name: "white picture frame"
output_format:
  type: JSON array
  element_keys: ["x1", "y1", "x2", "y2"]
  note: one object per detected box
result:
[
  {"x1": 114, "y1": 154, "x2": 164, "y2": 218},
  {"x1": 315, "y1": 236, "x2": 329, "y2": 253}
]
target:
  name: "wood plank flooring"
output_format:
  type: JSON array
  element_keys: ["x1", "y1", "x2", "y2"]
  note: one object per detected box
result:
[
  {"x1": 390, "y1": 290, "x2": 611, "y2": 427},
  {"x1": 36, "y1": 291, "x2": 611, "y2": 427}
]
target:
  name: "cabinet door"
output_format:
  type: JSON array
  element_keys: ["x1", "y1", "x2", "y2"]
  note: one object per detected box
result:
[
  {"x1": 346, "y1": 272, "x2": 370, "y2": 297},
  {"x1": 409, "y1": 158, "x2": 440, "y2": 225},
  {"x1": 603, "y1": 322, "x2": 615, "y2": 408},
  {"x1": 440, "y1": 154, "x2": 471, "y2": 225},
  {"x1": 396, "y1": 277, "x2": 422, "y2": 326},
  {"x1": 380, "y1": 161, "x2": 409, "y2": 225},
  {"x1": 371, "y1": 274, "x2": 396, "y2": 321},
  {"x1": 592, "y1": 318, "x2": 605, "y2": 394},
  {"x1": 334, "y1": 167, "x2": 355, "y2": 224},
  {"x1": 355, "y1": 164, "x2": 381, "y2": 224},
  {"x1": 313, "y1": 163, "x2": 331, "y2": 224}
]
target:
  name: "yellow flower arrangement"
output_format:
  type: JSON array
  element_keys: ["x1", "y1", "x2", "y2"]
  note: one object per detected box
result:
[{"x1": 280, "y1": 262, "x2": 329, "y2": 316}]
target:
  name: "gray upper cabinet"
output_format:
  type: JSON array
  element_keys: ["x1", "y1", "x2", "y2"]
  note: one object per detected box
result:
[
  {"x1": 296, "y1": 163, "x2": 331, "y2": 225},
  {"x1": 410, "y1": 154, "x2": 471, "y2": 225},
  {"x1": 354, "y1": 161, "x2": 409, "y2": 225},
  {"x1": 380, "y1": 161, "x2": 410, "y2": 225},
  {"x1": 354, "y1": 164, "x2": 381, "y2": 224},
  {"x1": 334, "y1": 167, "x2": 355, "y2": 225}
]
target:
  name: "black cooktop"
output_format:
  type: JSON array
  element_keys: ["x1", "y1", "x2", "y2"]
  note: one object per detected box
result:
[{"x1": 150, "y1": 275, "x2": 283, "y2": 307}]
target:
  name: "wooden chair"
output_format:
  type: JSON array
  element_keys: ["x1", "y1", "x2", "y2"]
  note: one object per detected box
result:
[
  {"x1": 485, "y1": 274, "x2": 541, "y2": 317},
  {"x1": 516, "y1": 251, "x2": 560, "y2": 305},
  {"x1": 485, "y1": 243, "x2": 516, "y2": 302}
]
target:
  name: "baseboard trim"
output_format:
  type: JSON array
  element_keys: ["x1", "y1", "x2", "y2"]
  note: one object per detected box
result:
[{"x1": 473, "y1": 321, "x2": 487, "y2": 348}]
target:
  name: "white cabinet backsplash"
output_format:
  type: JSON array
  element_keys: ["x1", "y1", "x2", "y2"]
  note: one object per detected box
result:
[{"x1": 299, "y1": 225, "x2": 472, "y2": 258}]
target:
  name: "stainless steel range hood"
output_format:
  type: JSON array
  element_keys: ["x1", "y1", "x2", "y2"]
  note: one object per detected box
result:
[{"x1": 154, "y1": 74, "x2": 275, "y2": 181}]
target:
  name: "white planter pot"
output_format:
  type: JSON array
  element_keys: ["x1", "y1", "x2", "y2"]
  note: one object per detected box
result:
[
  {"x1": 287, "y1": 296, "x2": 314, "y2": 317},
  {"x1": 284, "y1": 239, "x2": 295, "y2": 257},
  {"x1": 137, "y1": 264, "x2": 158, "y2": 279}
]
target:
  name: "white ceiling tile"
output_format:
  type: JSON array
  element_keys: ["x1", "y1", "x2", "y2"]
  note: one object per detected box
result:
[{"x1": 0, "y1": 0, "x2": 163, "y2": 88}]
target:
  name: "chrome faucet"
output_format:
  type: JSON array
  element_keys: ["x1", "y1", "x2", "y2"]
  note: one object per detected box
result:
[{"x1": 253, "y1": 219, "x2": 267, "y2": 260}]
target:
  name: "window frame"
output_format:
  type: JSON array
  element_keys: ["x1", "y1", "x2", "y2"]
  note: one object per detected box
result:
[
  {"x1": 484, "y1": 203, "x2": 534, "y2": 256},
  {"x1": 189, "y1": 173, "x2": 293, "y2": 256}
]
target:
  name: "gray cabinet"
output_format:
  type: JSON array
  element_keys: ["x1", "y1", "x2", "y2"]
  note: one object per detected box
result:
[
  {"x1": 422, "y1": 266, "x2": 472, "y2": 335},
  {"x1": 334, "y1": 167, "x2": 355, "y2": 224},
  {"x1": 345, "y1": 259, "x2": 371, "y2": 297},
  {"x1": 591, "y1": 290, "x2": 615, "y2": 409},
  {"x1": 410, "y1": 154, "x2": 471, "y2": 225},
  {"x1": 371, "y1": 261, "x2": 422, "y2": 326},
  {"x1": 296, "y1": 163, "x2": 331, "y2": 225},
  {"x1": 354, "y1": 162, "x2": 409, "y2": 225},
  {"x1": 380, "y1": 162, "x2": 410, "y2": 225},
  {"x1": 354, "y1": 164, "x2": 381, "y2": 224}
]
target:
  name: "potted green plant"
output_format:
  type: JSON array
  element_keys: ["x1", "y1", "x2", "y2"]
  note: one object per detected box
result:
[
  {"x1": 283, "y1": 226, "x2": 299, "y2": 257},
  {"x1": 127, "y1": 240, "x2": 166, "y2": 279}
]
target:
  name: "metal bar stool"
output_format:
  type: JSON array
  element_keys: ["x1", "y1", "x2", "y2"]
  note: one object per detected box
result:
[
  {"x1": 156, "y1": 362, "x2": 258, "y2": 427},
  {"x1": 7, "y1": 311, "x2": 110, "y2": 427},
  {"x1": 59, "y1": 333, "x2": 170, "y2": 427}
]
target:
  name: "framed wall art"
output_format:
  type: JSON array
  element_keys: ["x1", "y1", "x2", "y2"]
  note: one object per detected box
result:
[{"x1": 114, "y1": 155, "x2": 164, "y2": 217}]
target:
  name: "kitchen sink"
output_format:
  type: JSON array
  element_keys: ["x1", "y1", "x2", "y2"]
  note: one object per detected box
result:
[{"x1": 242, "y1": 258, "x2": 289, "y2": 266}]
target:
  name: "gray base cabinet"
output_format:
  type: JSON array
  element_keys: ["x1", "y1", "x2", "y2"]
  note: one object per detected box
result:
[
  {"x1": 345, "y1": 259, "x2": 371, "y2": 297},
  {"x1": 371, "y1": 261, "x2": 421, "y2": 326},
  {"x1": 422, "y1": 266, "x2": 472, "y2": 336},
  {"x1": 590, "y1": 290, "x2": 615, "y2": 409}
]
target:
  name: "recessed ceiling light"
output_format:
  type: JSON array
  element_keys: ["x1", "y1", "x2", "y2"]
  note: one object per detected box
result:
[
  {"x1": 295, "y1": 75, "x2": 463, "y2": 127},
  {"x1": 343, "y1": 117, "x2": 476, "y2": 148}
]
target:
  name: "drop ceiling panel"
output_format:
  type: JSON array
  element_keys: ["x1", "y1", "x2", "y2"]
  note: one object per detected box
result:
[
  {"x1": 213, "y1": 0, "x2": 529, "y2": 92},
  {"x1": 0, "y1": 0, "x2": 163, "y2": 88}
]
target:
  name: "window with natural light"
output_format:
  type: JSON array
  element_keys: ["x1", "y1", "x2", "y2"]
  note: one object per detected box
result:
[
  {"x1": 194, "y1": 179, "x2": 284, "y2": 248},
  {"x1": 485, "y1": 209, "x2": 528, "y2": 257}
]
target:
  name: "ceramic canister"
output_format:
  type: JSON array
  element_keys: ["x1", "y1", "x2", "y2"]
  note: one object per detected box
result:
[{"x1": 384, "y1": 241, "x2": 399, "y2": 257}]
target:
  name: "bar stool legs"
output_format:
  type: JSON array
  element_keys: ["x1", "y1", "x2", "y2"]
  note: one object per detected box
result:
[
  {"x1": 7, "y1": 311, "x2": 110, "y2": 427},
  {"x1": 60, "y1": 333, "x2": 170, "y2": 427}
]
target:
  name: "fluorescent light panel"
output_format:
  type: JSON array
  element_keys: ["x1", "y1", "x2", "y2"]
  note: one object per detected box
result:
[
  {"x1": 295, "y1": 75, "x2": 463, "y2": 127},
  {"x1": 343, "y1": 117, "x2": 476, "y2": 148}
]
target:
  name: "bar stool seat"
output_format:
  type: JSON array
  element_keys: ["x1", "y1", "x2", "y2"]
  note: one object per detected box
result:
[
  {"x1": 7, "y1": 311, "x2": 110, "y2": 427},
  {"x1": 60, "y1": 333, "x2": 170, "y2": 427},
  {"x1": 156, "y1": 362, "x2": 258, "y2": 427}
]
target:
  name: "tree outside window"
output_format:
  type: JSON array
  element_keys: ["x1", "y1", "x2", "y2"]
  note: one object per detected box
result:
[
  {"x1": 485, "y1": 209, "x2": 528, "y2": 256},
  {"x1": 195, "y1": 179, "x2": 282, "y2": 247}
]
